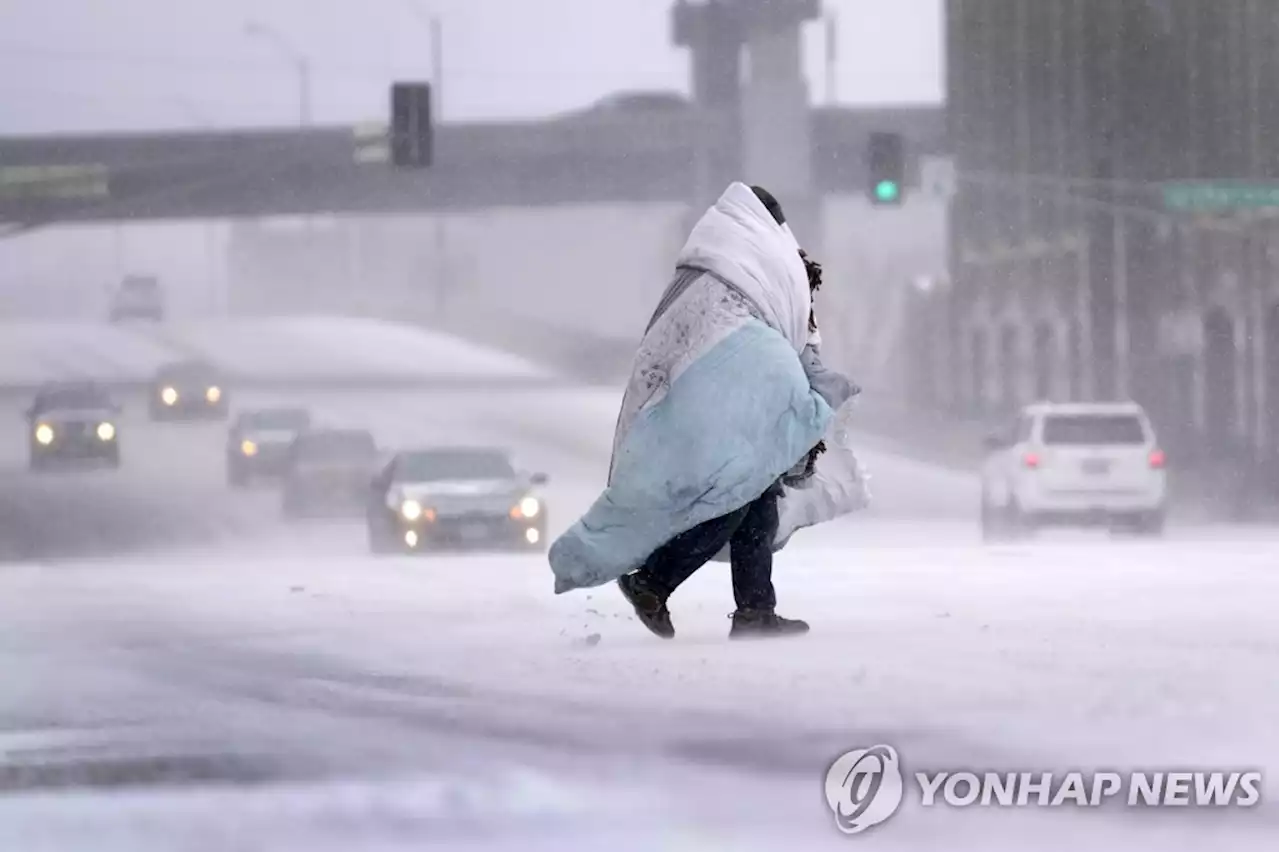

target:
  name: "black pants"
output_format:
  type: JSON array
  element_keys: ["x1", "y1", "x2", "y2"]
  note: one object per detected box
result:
[{"x1": 636, "y1": 483, "x2": 781, "y2": 611}]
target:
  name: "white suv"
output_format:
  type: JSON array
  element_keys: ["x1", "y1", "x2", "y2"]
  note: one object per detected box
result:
[{"x1": 980, "y1": 401, "x2": 1167, "y2": 538}]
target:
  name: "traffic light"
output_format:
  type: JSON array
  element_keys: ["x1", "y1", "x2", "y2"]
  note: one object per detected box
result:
[
  {"x1": 867, "y1": 132, "x2": 905, "y2": 205},
  {"x1": 390, "y1": 82, "x2": 433, "y2": 168}
]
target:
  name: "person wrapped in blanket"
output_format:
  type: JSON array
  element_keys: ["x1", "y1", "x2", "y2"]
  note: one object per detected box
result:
[{"x1": 547, "y1": 183, "x2": 862, "y2": 640}]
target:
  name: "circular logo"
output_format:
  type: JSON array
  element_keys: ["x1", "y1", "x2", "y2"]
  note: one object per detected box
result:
[{"x1": 824, "y1": 744, "x2": 904, "y2": 835}]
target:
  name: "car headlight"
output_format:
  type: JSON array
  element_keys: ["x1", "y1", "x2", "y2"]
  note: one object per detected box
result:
[
  {"x1": 518, "y1": 496, "x2": 541, "y2": 518},
  {"x1": 241, "y1": 439, "x2": 258, "y2": 456},
  {"x1": 34, "y1": 423, "x2": 54, "y2": 445},
  {"x1": 96, "y1": 422, "x2": 116, "y2": 441},
  {"x1": 160, "y1": 386, "x2": 178, "y2": 405},
  {"x1": 400, "y1": 499, "x2": 423, "y2": 521},
  {"x1": 205, "y1": 386, "x2": 222, "y2": 403}
]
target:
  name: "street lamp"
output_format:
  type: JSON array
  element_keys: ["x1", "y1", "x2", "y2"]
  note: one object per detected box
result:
[
  {"x1": 244, "y1": 21, "x2": 311, "y2": 126},
  {"x1": 403, "y1": 1, "x2": 443, "y2": 119},
  {"x1": 402, "y1": 2, "x2": 447, "y2": 314}
]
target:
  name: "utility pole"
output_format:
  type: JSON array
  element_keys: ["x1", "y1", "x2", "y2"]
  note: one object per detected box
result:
[
  {"x1": 244, "y1": 22, "x2": 312, "y2": 127},
  {"x1": 405, "y1": 2, "x2": 448, "y2": 316},
  {"x1": 1243, "y1": 0, "x2": 1268, "y2": 481},
  {"x1": 430, "y1": 15, "x2": 444, "y2": 121},
  {"x1": 244, "y1": 21, "x2": 313, "y2": 236},
  {"x1": 431, "y1": 15, "x2": 446, "y2": 316},
  {"x1": 1075, "y1": 232, "x2": 1094, "y2": 401},
  {"x1": 404, "y1": 0, "x2": 445, "y2": 115},
  {"x1": 824, "y1": 11, "x2": 838, "y2": 105},
  {"x1": 1112, "y1": 210, "x2": 1130, "y2": 398}
]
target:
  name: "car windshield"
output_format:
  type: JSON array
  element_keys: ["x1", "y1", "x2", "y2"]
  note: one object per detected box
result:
[
  {"x1": 295, "y1": 432, "x2": 376, "y2": 463},
  {"x1": 161, "y1": 363, "x2": 218, "y2": 382},
  {"x1": 1042, "y1": 414, "x2": 1146, "y2": 446},
  {"x1": 122, "y1": 277, "x2": 157, "y2": 292},
  {"x1": 34, "y1": 385, "x2": 112, "y2": 411},
  {"x1": 395, "y1": 450, "x2": 515, "y2": 482},
  {"x1": 241, "y1": 409, "x2": 310, "y2": 431}
]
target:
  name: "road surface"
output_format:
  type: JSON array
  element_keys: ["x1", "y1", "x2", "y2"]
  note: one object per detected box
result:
[{"x1": 0, "y1": 321, "x2": 1273, "y2": 850}]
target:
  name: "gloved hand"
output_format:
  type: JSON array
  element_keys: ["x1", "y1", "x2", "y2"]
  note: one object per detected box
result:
[{"x1": 781, "y1": 440, "x2": 827, "y2": 488}]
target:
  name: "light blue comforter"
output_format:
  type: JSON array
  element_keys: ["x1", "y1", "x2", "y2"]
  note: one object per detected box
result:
[{"x1": 549, "y1": 319, "x2": 832, "y2": 593}]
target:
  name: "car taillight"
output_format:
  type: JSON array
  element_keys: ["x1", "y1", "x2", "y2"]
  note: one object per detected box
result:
[
  {"x1": 1148, "y1": 449, "x2": 1166, "y2": 469},
  {"x1": 1022, "y1": 451, "x2": 1040, "y2": 469}
]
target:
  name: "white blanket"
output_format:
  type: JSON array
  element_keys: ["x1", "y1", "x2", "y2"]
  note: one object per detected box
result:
[
  {"x1": 548, "y1": 183, "x2": 866, "y2": 593},
  {"x1": 676, "y1": 183, "x2": 812, "y2": 353}
]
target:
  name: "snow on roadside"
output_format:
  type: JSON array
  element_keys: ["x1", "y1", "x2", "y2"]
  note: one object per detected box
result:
[
  {"x1": 20, "y1": 528, "x2": 1274, "y2": 784},
  {"x1": 0, "y1": 321, "x2": 182, "y2": 386},
  {"x1": 0, "y1": 530, "x2": 1274, "y2": 852},
  {"x1": 154, "y1": 317, "x2": 554, "y2": 383},
  {"x1": 0, "y1": 317, "x2": 978, "y2": 522}
]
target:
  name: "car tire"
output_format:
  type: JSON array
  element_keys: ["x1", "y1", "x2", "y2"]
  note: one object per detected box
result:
[
  {"x1": 1138, "y1": 511, "x2": 1166, "y2": 537},
  {"x1": 1114, "y1": 510, "x2": 1165, "y2": 538},
  {"x1": 228, "y1": 465, "x2": 249, "y2": 489}
]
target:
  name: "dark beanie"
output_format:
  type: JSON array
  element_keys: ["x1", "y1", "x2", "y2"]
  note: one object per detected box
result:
[{"x1": 749, "y1": 185, "x2": 786, "y2": 226}]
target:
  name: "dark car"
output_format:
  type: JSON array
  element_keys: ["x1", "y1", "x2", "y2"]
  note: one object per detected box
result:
[
  {"x1": 226, "y1": 407, "x2": 312, "y2": 487},
  {"x1": 108, "y1": 274, "x2": 165, "y2": 322},
  {"x1": 366, "y1": 447, "x2": 549, "y2": 554},
  {"x1": 25, "y1": 381, "x2": 121, "y2": 471},
  {"x1": 281, "y1": 428, "x2": 379, "y2": 519},
  {"x1": 149, "y1": 360, "x2": 228, "y2": 421}
]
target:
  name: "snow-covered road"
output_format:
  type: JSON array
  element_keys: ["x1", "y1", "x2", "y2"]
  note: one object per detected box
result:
[
  {"x1": 0, "y1": 316, "x2": 553, "y2": 389},
  {"x1": 0, "y1": 319, "x2": 1273, "y2": 850}
]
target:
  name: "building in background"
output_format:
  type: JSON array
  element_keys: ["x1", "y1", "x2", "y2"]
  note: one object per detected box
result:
[{"x1": 946, "y1": 0, "x2": 1279, "y2": 505}]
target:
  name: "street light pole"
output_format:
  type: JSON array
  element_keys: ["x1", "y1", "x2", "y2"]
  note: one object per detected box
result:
[
  {"x1": 430, "y1": 16, "x2": 444, "y2": 121},
  {"x1": 404, "y1": 1, "x2": 444, "y2": 118},
  {"x1": 824, "y1": 11, "x2": 838, "y2": 106},
  {"x1": 429, "y1": 18, "x2": 446, "y2": 315},
  {"x1": 244, "y1": 22, "x2": 311, "y2": 127},
  {"x1": 404, "y1": 3, "x2": 448, "y2": 316}
]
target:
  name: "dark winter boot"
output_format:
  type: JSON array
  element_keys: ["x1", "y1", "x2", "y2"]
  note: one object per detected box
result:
[
  {"x1": 617, "y1": 572, "x2": 675, "y2": 639},
  {"x1": 728, "y1": 609, "x2": 810, "y2": 640}
]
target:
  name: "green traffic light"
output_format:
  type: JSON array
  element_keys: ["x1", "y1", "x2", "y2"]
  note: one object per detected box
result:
[{"x1": 875, "y1": 180, "x2": 900, "y2": 202}]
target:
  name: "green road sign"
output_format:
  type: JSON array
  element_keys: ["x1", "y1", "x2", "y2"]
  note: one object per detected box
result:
[
  {"x1": 875, "y1": 180, "x2": 900, "y2": 203},
  {"x1": 1162, "y1": 181, "x2": 1278, "y2": 212},
  {"x1": 0, "y1": 164, "x2": 110, "y2": 199}
]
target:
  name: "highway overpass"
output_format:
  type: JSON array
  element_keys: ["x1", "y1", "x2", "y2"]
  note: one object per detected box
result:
[{"x1": 0, "y1": 106, "x2": 944, "y2": 226}]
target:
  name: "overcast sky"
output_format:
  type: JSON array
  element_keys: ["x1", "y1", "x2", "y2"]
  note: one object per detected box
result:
[{"x1": 0, "y1": 0, "x2": 942, "y2": 134}]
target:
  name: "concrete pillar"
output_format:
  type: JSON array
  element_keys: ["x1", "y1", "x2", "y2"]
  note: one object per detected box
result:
[
  {"x1": 671, "y1": 0, "x2": 743, "y2": 110},
  {"x1": 737, "y1": 1, "x2": 820, "y2": 251},
  {"x1": 740, "y1": 21, "x2": 809, "y2": 204}
]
